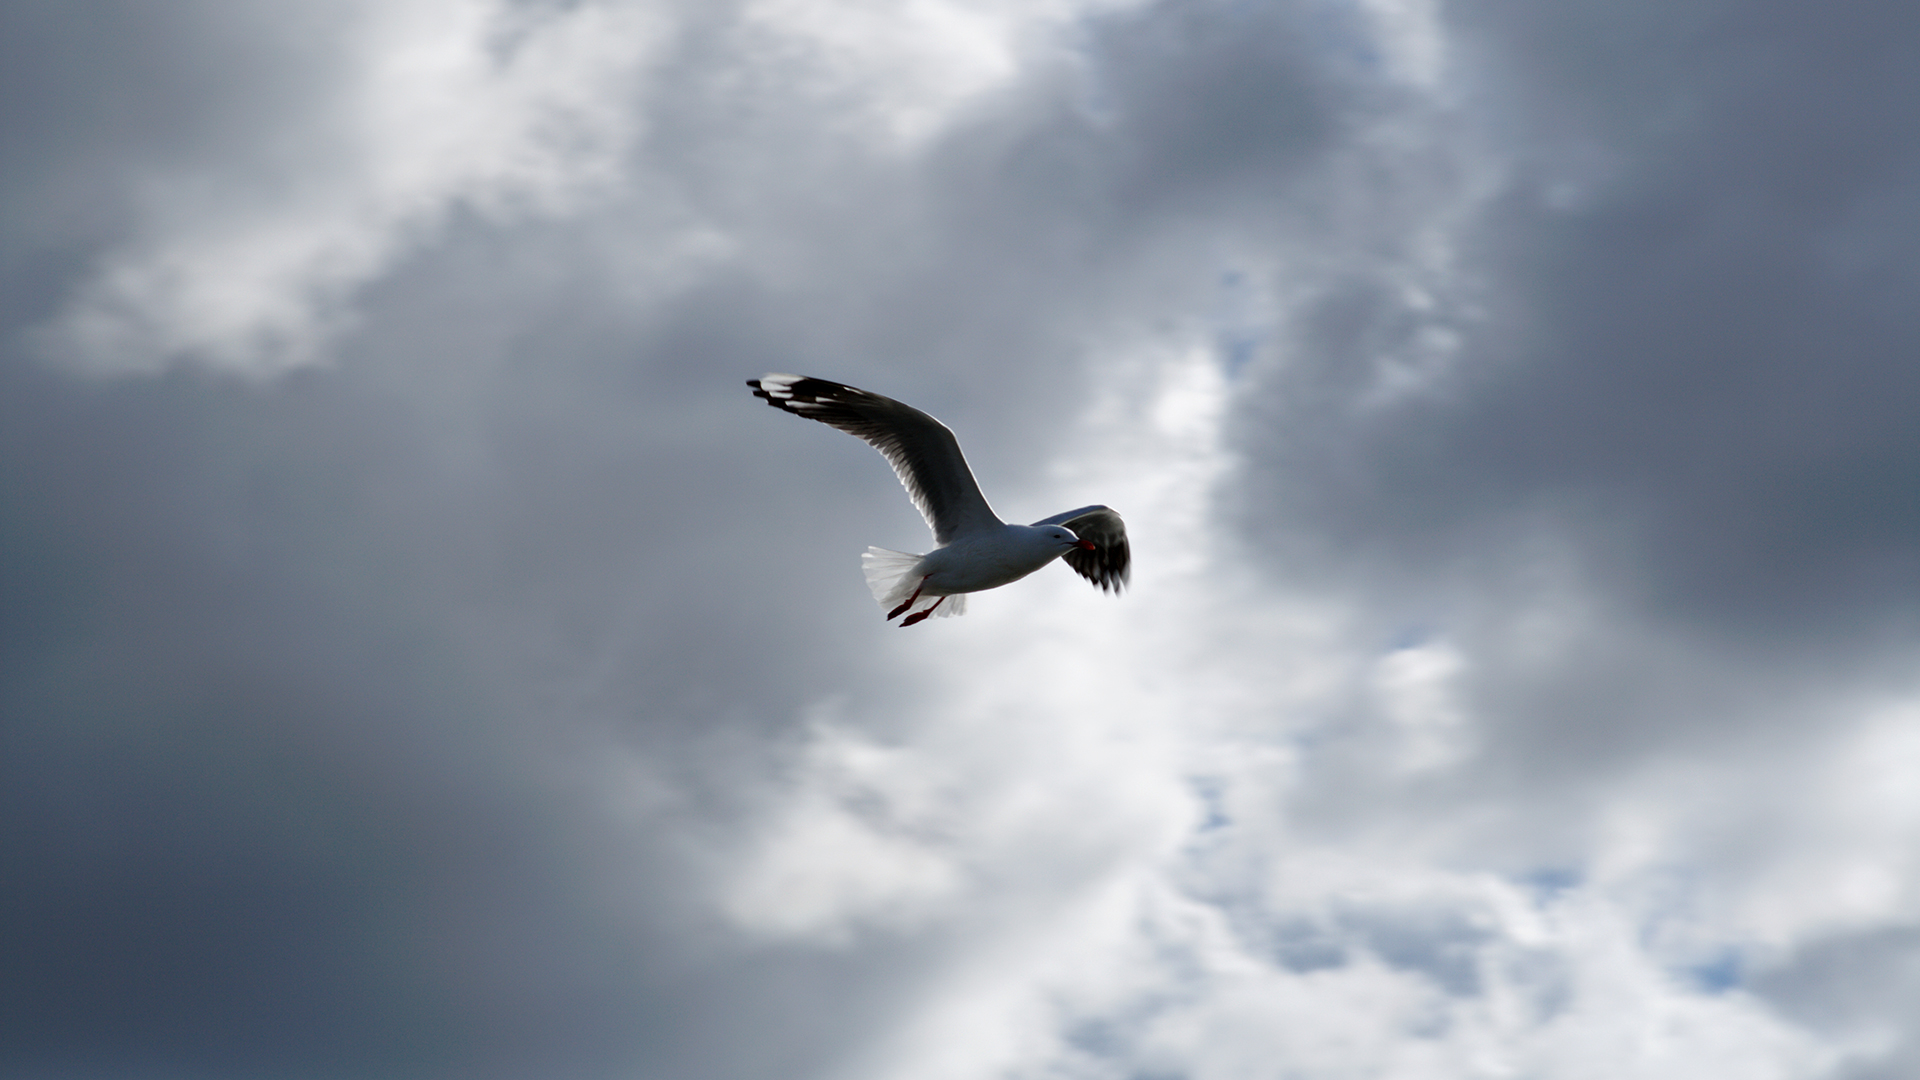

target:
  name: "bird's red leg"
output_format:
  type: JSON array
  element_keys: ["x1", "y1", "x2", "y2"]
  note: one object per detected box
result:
[
  {"x1": 898, "y1": 595, "x2": 946, "y2": 627},
  {"x1": 887, "y1": 577, "x2": 929, "y2": 621}
]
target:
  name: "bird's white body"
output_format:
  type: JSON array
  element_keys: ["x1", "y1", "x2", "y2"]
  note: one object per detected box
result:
[
  {"x1": 863, "y1": 524, "x2": 1089, "y2": 619},
  {"x1": 915, "y1": 524, "x2": 1088, "y2": 593},
  {"x1": 749, "y1": 374, "x2": 1130, "y2": 626}
]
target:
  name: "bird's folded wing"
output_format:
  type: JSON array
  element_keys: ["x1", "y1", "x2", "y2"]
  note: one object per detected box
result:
[
  {"x1": 750, "y1": 375, "x2": 1003, "y2": 544},
  {"x1": 1033, "y1": 504, "x2": 1130, "y2": 593}
]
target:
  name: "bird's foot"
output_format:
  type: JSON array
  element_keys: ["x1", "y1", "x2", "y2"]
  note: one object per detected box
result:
[
  {"x1": 887, "y1": 577, "x2": 929, "y2": 620},
  {"x1": 898, "y1": 595, "x2": 945, "y2": 627}
]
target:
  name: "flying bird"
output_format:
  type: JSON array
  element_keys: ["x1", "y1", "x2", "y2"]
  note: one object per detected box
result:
[{"x1": 748, "y1": 375, "x2": 1130, "y2": 626}]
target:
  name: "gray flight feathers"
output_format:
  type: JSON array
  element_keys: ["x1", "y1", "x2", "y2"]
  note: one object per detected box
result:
[
  {"x1": 1031, "y1": 504, "x2": 1130, "y2": 593},
  {"x1": 749, "y1": 374, "x2": 1000, "y2": 546}
]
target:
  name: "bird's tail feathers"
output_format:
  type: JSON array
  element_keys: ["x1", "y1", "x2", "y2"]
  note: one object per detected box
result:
[{"x1": 861, "y1": 547, "x2": 966, "y2": 620}]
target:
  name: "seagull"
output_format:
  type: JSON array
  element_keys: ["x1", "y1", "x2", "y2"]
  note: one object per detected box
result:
[{"x1": 748, "y1": 374, "x2": 1130, "y2": 626}]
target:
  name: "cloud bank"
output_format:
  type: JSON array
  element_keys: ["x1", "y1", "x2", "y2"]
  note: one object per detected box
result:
[{"x1": 4, "y1": 1, "x2": 1918, "y2": 1078}]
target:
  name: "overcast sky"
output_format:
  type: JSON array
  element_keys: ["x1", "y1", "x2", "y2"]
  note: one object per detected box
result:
[{"x1": 4, "y1": 1, "x2": 1919, "y2": 1078}]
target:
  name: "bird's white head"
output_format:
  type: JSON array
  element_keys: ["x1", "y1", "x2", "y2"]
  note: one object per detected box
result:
[{"x1": 1036, "y1": 524, "x2": 1096, "y2": 552}]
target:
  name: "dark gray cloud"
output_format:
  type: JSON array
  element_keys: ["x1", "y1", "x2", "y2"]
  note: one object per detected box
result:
[
  {"x1": 1214, "y1": 1, "x2": 1920, "y2": 1064},
  {"x1": 0, "y1": 295, "x2": 1025, "y2": 1078},
  {"x1": 0, "y1": 0, "x2": 355, "y2": 324},
  {"x1": 1241, "y1": 0, "x2": 1920, "y2": 643}
]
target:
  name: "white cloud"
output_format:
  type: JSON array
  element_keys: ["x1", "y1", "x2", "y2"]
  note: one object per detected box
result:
[
  {"x1": 1374, "y1": 639, "x2": 1473, "y2": 773},
  {"x1": 1709, "y1": 700, "x2": 1920, "y2": 948},
  {"x1": 708, "y1": 332, "x2": 1917, "y2": 1078},
  {"x1": 1355, "y1": 0, "x2": 1448, "y2": 90},
  {"x1": 722, "y1": 714, "x2": 968, "y2": 943},
  {"x1": 738, "y1": 0, "x2": 1027, "y2": 150},
  {"x1": 35, "y1": 0, "x2": 1164, "y2": 379},
  {"x1": 43, "y1": 0, "x2": 659, "y2": 377}
]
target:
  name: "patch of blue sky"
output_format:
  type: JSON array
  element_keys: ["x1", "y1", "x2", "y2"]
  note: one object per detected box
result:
[
  {"x1": 1187, "y1": 774, "x2": 1232, "y2": 832},
  {"x1": 1210, "y1": 268, "x2": 1265, "y2": 380},
  {"x1": 1516, "y1": 867, "x2": 1584, "y2": 906},
  {"x1": 1387, "y1": 623, "x2": 1436, "y2": 650},
  {"x1": 1301, "y1": 0, "x2": 1387, "y2": 79},
  {"x1": 1686, "y1": 948, "x2": 1744, "y2": 994}
]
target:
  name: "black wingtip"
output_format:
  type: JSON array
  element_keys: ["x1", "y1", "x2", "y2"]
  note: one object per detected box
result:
[{"x1": 747, "y1": 378, "x2": 785, "y2": 408}]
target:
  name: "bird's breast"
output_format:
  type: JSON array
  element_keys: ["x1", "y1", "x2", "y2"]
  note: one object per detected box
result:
[{"x1": 921, "y1": 534, "x2": 1064, "y2": 594}]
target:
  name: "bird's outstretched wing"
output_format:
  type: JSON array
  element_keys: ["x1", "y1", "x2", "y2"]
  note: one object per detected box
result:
[
  {"x1": 1033, "y1": 504, "x2": 1130, "y2": 593},
  {"x1": 749, "y1": 374, "x2": 1003, "y2": 545}
]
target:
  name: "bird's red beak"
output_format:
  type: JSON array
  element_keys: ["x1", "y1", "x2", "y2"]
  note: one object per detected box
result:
[{"x1": 1076, "y1": 538, "x2": 1097, "y2": 551}]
